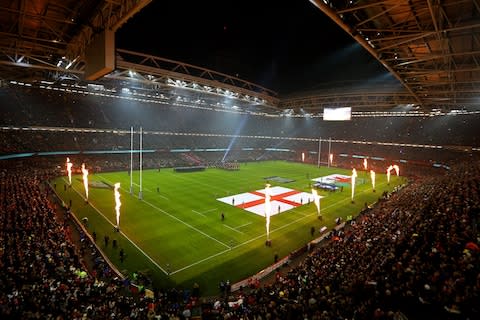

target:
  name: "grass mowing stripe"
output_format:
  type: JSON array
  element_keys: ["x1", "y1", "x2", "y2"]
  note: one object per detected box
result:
[
  {"x1": 173, "y1": 172, "x2": 227, "y2": 194},
  {"x1": 97, "y1": 174, "x2": 232, "y2": 250},
  {"x1": 63, "y1": 178, "x2": 169, "y2": 275}
]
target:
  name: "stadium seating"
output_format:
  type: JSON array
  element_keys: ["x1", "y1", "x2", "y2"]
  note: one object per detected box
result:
[{"x1": 1, "y1": 85, "x2": 479, "y2": 319}]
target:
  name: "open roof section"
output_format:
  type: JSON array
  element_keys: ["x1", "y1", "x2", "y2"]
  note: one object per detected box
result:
[{"x1": 310, "y1": 0, "x2": 480, "y2": 111}]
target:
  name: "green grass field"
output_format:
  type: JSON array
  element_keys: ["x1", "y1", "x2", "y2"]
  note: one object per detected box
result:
[{"x1": 52, "y1": 160, "x2": 404, "y2": 295}]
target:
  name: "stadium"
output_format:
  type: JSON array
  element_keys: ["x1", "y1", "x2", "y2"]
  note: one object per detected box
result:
[{"x1": 1, "y1": 0, "x2": 479, "y2": 319}]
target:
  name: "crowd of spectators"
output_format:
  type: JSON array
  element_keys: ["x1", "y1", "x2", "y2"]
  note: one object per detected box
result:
[
  {"x1": 2, "y1": 84, "x2": 479, "y2": 168},
  {"x1": 2, "y1": 85, "x2": 480, "y2": 147},
  {"x1": 1, "y1": 157, "x2": 478, "y2": 319},
  {"x1": 1, "y1": 84, "x2": 480, "y2": 319},
  {"x1": 1, "y1": 128, "x2": 474, "y2": 170},
  {"x1": 0, "y1": 166, "x2": 206, "y2": 319},
  {"x1": 205, "y1": 161, "x2": 480, "y2": 320}
]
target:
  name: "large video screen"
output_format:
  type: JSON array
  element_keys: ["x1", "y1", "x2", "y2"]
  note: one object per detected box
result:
[{"x1": 323, "y1": 107, "x2": 352, "y2": 121}]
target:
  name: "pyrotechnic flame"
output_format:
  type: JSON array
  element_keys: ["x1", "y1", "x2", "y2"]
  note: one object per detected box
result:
[
  {"x1": 66, "y1": 157, "x2": 73, "y2": 185},
  {"x1": 387, "y1": 165, "x2": 394, "y2": 183},
  {"x1": 265, "y1": 183, "x2": 271, "y2": 241},
  {"x1": 81, "y1": 163, "x2": 89, "y2": 200},
  {"x1": 301, "y1": 152, "x2": 305, "y2": 162},
  {"x1": 312, "y1": 188, "x2": 320, "y2": 216},
  {"x1": 114, "y1": 182, "x2": 121, "y2": 228},
  {"x1": 351, "y1": 168, "x2": 357, "y2": 201},
  {"x1": 363, "y1": 158, "x2": 368, "y2": 170},
  {"x1": 370, "y1": 170, "x2": 376, "y2": 191},
  {"x1": 393, "y1": 164, "x2": 400, "y2": 176},
  {"x1": 329, "y1": 153, "x2": 333, "y2": 165}
]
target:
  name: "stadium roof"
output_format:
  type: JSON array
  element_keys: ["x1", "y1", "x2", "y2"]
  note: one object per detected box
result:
[
  {"x1": 1, "y1": 0, "x2": 479, "y2": 114},
  {"x1": 301, "y1": 0, "x2": 480, "y2": 112},
  {"x1": 0, "y1": 0, "x2": 152, "y2": 78}
]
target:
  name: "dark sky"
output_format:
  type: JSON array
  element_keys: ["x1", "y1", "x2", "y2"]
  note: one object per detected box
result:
[{"x1": 116, "y1": 0, "x2": 390, "y2": 94}]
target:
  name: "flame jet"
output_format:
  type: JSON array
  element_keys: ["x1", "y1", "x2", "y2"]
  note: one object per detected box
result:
[
  {"x1": 370, "y1": 170, "x2": 376, "y2": 191},
  {"x1": 81, "y1": 163, "x2": 89, "y2": 200},
  {"x1": 114, "y1": 183, "x2": 121, "y2": 229},
  {"x1": 351, "y1": 168, "x2": 357, "y2": 201},
  {"x1": 66, "y1": 158, "x2": 73, "y2": 185}
]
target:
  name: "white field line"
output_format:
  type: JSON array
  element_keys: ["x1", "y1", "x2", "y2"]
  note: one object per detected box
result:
[
  {"x1": 223, "y1": 223, "x2": 244, "y2": 234},
  {"x1": 191, "y1": 208, "x2": 216, "y2": 217},
  {"x1": 170, "y1": 181, "x2": 388, "y2": 274},
  {"x1": 140, "y1": 200, "x2": 231, "y2": 249},
  {"x1": 63, "y1": 178, "x2": 168, "y2": 275},
  {"x1": 296, "y1": 211, "x2": 309, "y2": 217},
  {"x1": 132, "y1": 182, "x2": 152, "y2": 192},
  {"x1": 235, "y1": 222, "x2": 252, "y2": 229},
  {"x1": 98, "y1": 175, "x2": 231, "y2": 250},
  {"x1": 157, "y1": 194, "x2": 170, "y2": 201},
  {"x1": 130, "y1": 182, "x2": 170, "y2": 201},
  {"x1": 94, "y1": 173, "x2": 388, "y2": 275},
  {"x1": 192, "y1": 209, "x2": 206, "y2": 217}
]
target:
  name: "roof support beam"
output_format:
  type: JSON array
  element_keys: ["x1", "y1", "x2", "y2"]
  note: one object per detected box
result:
[{"x1": 309, "y1": 0, "x2": 422, "y2": 107}]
